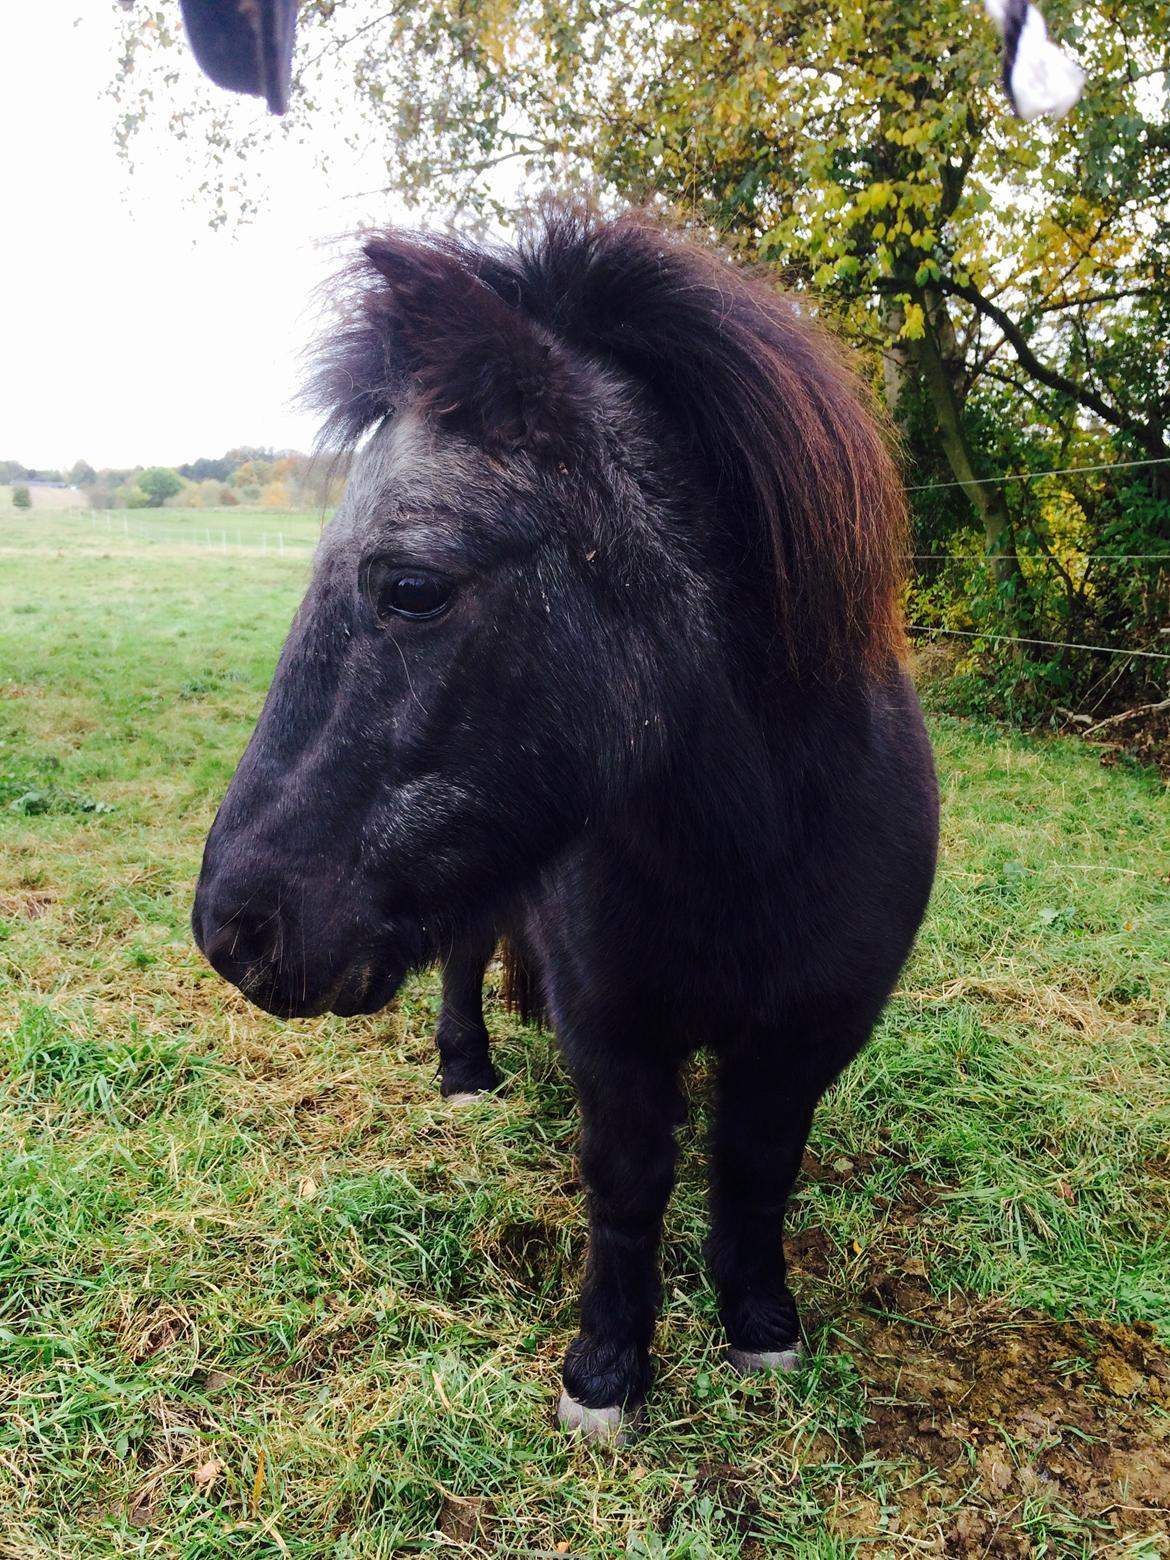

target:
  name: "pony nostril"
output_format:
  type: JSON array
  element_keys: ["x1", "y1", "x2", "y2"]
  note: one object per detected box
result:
[{"x1": 200, "y1": 901, "x2": 283, "y2": 979}]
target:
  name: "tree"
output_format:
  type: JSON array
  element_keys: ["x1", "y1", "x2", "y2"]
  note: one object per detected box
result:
[
  {"x1": 164, "y1": 479, "x2": 198, "y2": 508},
  {"x1": 261, "y1": 481, "x2": 291, "y2": 509},
  {"x1": 11, "y1": 485, "x2": 31, "y2": 510},
  {"x1": 136, "y1": 467, "x2": 184, "y2": 508},
  {"x1": 69, "y1": 460, "x2": 97, "y2": 487},
  {"x1": 179, "y1": 455, "x2": 233, "y2": 482},
  {"x1": 112, "y1": 3, "x2": 1170, "y2": 475},
  {"x1": 570, "y1": 0, "x2": 1168, "y2": 587},
  {"x1": 114, "y1": 0, "x2": 1170, "y2": 712},
  {"x1": 231, "y1": 458, "x2": 275, "y2": 490},
  {"x1": 193, "y1": 478, "x2": 224, "y2": 508},
  {"x1": 222, "y1": 446, "x2": 275, "y2": 468}
]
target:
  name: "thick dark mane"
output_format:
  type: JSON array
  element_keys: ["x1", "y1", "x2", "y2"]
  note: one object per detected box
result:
[{"x1": 309, "y1": 205, "x2": 907, "y2": 678}]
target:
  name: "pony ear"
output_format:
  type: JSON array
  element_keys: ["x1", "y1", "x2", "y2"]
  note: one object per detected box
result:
[{"x1": 362, "y1": 235, "x2": 573, "y2": 453}]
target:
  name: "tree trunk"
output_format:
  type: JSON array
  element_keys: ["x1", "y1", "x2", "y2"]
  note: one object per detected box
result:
[
  {"x1": 908, "y1": 299, "x2": 1021, "y2": 599},
  {"x1": 880, "y1": 298, "x2": 912, "y2": 420}
]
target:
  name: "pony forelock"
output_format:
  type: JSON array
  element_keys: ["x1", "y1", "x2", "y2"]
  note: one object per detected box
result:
[{"x1": 307, "y1": 203, "x2": 907, "y2": 678}]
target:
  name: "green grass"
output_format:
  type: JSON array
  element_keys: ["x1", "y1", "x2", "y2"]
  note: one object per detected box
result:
[
  {"x1": 1, "y1": 512, "x2": 1168, "y2": 1558},
  {"x1": 4, "y1": 506, "x2": 325, "y2": 556}
]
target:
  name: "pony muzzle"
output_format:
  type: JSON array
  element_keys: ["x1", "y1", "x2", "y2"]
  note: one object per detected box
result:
[{"x1": 191, "y1": 870, "x2": 409, "y2": 1019}]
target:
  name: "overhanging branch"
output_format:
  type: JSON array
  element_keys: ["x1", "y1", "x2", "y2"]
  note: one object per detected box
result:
[{"x1": 938, "y1": 277, "x2": 1168, "y2": 461}]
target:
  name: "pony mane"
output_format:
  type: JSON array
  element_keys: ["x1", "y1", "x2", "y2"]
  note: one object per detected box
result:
[{"x1": 308, "y1": 204, "x2": 907, "y2": 679}]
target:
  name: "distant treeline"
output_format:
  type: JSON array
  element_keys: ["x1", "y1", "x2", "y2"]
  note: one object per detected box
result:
[{"x1": 1, "y1": 449, "x2": 345, "y2": 511}]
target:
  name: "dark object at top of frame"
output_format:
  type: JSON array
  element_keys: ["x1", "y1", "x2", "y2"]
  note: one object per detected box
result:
[{"x1": 179, "y1": 0, "x2": 297, "y2": 115}]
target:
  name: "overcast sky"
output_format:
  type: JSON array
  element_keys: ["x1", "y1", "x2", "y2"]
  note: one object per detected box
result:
[{"x1": 1, "y1": 7, "x2": 409, "y2": 470}]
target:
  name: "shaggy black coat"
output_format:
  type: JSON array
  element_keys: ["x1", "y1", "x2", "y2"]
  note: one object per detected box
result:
[{"x1": 192, "y1": 205, "x2": 939, "y2": 1422}]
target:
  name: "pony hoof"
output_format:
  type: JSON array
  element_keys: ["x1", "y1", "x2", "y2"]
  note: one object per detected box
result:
[
  {"x1": 444, "y1": 1091, "x2": 487, "y2": 1107},
  {"x1": 725, "y1": 1342, "x2": 804, "y2": 1376},
  {"x1": 556, "y1": 1390, "x2": 640, "y2": 1445}
]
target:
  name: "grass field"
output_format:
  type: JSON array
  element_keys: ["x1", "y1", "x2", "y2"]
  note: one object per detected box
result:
[
  {"x1": 11, "y1": 507, "x2": 324, "y2": 554},
  {"x1": 1, "y1": 486, "x2": 87, "y2": 513},
  {"x1": 1, "y1": 511, "x2": 1168, "y2": 1559}
]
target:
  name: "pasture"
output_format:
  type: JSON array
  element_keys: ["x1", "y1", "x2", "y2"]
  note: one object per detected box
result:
[
  {"x1": 2, "y1": 485, "x2": 87, "y2": 513},
  {"x1": 1, "y1": 511, "x2": 1168, "y2": 1558}
]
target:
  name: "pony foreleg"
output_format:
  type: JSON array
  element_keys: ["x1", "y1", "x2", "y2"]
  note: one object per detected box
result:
[
  {"x1": 705, "y1": 1007, "x2": 874, "y2": 1371},
  {"x1": 558, "y1": 1037, "x2": 683, "y2": 1443},
  {"x1": 706, "y1": 1044, "x2": 810, "y2": 1372},
  {"x1": 434, "y1": 934, "x2": 499, "y2": 1101}
]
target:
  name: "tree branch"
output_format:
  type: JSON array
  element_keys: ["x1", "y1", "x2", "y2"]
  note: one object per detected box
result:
[
  {"x1": 1034, "y1": 287, "x2": 1158, "y2": 313},
  {"x1": 1082, "y1": 698, "x2": 1170, "y2": 738},
  {"x1": 938, "y1": 277, "x2": 1169, "y2": 461}
]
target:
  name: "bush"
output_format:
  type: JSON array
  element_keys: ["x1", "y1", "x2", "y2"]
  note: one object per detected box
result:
[
  {"x1": 164, "y1": 480, "x2": 200, "y2": 509},
  {"x1": 907, "y1": 453, "x2": 1170, "y2": 727},
  {"x1": 11, "y1": 486, "x2": 31, "y2": 510},
  {"x1": 261, "y1": 481, "x2": 290, "y2": 509},
  {"x1": 136, "y1": 468, "x2": 184, "y2": 508}
]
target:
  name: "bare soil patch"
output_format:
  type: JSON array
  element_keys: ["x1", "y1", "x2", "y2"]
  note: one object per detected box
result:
[{"x1": 795, "y1": 1224, "x2": 1170, "y2": 1553}]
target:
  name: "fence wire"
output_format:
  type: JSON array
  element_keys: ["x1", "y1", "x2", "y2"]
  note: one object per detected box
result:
[
  {"x1": 905, "y1": 458, "x2": 1168, "y2": 669},
  {"x1": 911, "y1": 553, "x2": 1170, "y2": 561},
  {"x1": 82, "y1": 512, "x2": 317, "y2": 554},
  {"x1": 905, "y1": 455, "x2": 1170, "y2": 493},
  {"x1": 28, "y1": 508, "x2": 1169, "y2": 673},
  {"x1": 908, "y1": 626, "x2": 1170, "y2": 662}
]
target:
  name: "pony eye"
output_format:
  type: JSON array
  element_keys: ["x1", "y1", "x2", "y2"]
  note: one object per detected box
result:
[{"x1": 376, "y1": 571, "x2": 453, "y2": 621}]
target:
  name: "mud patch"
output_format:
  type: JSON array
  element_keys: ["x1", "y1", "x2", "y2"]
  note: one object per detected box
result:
[{"x1": 823, "y1": 1268, "x2": 1170, "y2": 1554}]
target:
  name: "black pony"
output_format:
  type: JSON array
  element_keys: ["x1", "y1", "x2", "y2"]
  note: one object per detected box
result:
[{"x1": 192, "y1": 206, "x2": 939, "y2": 1441}]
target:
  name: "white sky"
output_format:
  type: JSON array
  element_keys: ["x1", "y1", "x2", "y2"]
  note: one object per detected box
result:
[{"x1": 1, "y1": 6, "x2": 407, "y2": 470}]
